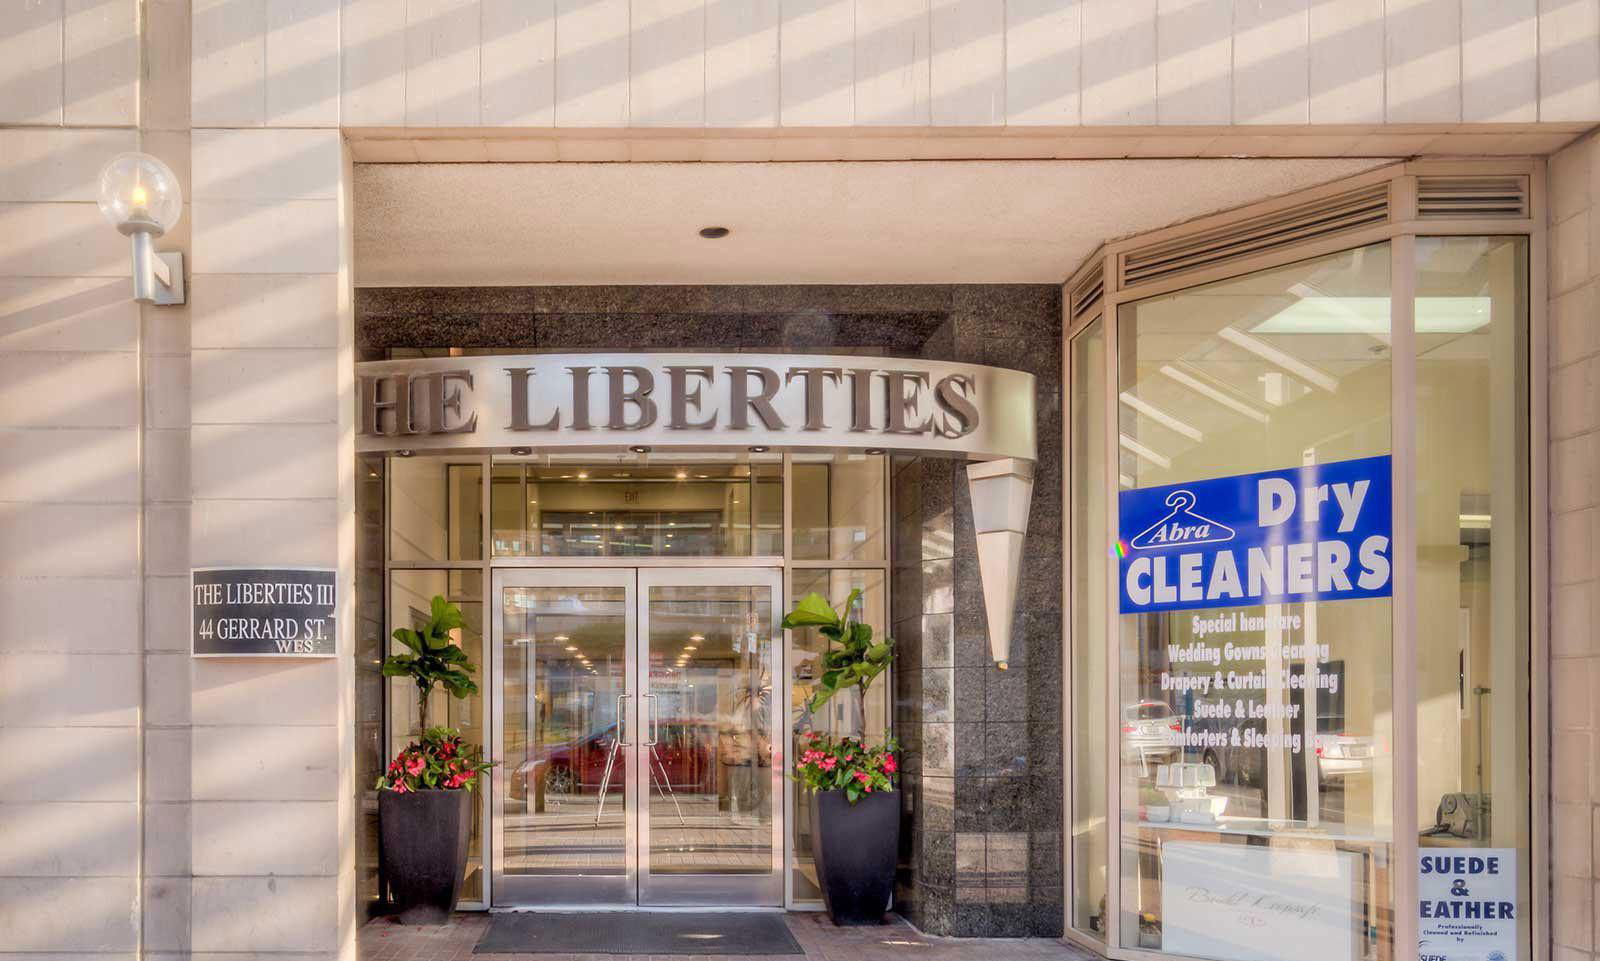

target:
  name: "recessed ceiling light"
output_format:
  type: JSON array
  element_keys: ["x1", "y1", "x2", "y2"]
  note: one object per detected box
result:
[
  {"x1": 396, "y1": 449, "x2": 415, "y2": 458},
  {"x1": 630, "y1": 445, "x2": 650, "y2": 454},
  {"x1": 675, "y1": 470, "x2": 688, "y2": 480},
  {"x1": 554, "y1": 635, "x2": 569, "y2": 642},
  {"x1": 510, "y1": 446, "x2": 532, "y2": 456},
  {"x1": 690, "y1": 634, "x2": 705, "y2": 642},
  {"x1": 748, "y1": 445, "x2": 769, "y2": 453},
  {"x1": 699, "y1": 226, "x2": 730, "y2": 239},
  {"x1": 865, "y1": 448, "x2": 886, "y2": 455},
  {"x1": 564, "y1": 645, "x2": 577, "y2": 652},
  {"x1": 577, "y1": 471, "x2": 589, "y2": 479}
]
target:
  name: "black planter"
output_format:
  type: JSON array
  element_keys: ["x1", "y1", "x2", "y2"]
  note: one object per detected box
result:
[
  {"x1": 379, "y1": 788, "x2": 472, "y2": 924},
  {"x1": 809, "y1": 788, "x2": 900, "y2": 925}
]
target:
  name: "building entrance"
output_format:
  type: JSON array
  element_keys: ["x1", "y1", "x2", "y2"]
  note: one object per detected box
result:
[{"x1": 489, "y1": 566, "x2": 783, "y2": 907}]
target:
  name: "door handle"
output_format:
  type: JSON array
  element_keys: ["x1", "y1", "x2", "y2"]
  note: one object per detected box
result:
[
  {"x1": 616, "y1": 693, "x2": 631, "y2": 746},
  {"x1": 644, "y1": 693, "x2": 659, "y2": 746}
]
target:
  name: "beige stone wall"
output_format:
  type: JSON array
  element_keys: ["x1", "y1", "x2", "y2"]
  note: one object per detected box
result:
[
  {"x1": 0, "y1": 0, "x2": 194, "y2": 955},
  {"x1": 0, "y1": 1, "x2": 355, "y2": 958},
  {"x1": 321, "y1": 0, "x2": 1600, "y2": 130},
  {"x1": 1549, "y1": 130, "x2": 1600, "y2": 961}
]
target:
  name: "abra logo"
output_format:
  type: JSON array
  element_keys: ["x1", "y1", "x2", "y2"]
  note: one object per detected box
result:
[{"x1": 1128, "y1": 490, "x2": 1236, "y2": 550}]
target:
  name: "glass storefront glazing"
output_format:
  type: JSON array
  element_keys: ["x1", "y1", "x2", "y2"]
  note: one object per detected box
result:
[
  {"x1": 379, "y1": 450, "x2": 889, "y2": 909},
  {"x1": 1069, "y1": 221, "x2": 1533, "y2": 961}
]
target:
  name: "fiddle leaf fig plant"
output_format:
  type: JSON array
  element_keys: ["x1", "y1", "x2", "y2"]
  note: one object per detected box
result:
[
  {"x1": 382, "y1": 595, "x2": 479, "y2": 731},
  {"x1": 782, "y1": 588, "x2": 894, "y2": 718}
]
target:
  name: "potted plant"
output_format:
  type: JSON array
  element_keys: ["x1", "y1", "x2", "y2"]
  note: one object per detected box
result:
[
  {"x1": 783, "y1": 589, "x2": 897, "y2": 925},
  {"x1": 375, "y1": 596, "x2": 492, "y2": 924}
]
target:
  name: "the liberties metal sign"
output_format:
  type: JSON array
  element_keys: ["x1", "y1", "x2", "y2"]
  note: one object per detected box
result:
[{"x1": 355, "y1": 353, "x2": 1037, "y2": 461}]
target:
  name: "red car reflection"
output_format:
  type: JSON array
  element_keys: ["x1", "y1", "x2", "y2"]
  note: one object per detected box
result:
[{"x1": 513, "y1": 719, "x2": 719, "y2": 801}]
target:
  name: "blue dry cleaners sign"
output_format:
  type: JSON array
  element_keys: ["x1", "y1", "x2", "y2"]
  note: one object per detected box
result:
[{"x1": 1118, "y1": 454, "x2": 1393, "y2": 614}]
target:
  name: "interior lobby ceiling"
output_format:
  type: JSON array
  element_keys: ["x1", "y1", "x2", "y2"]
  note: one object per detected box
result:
[{"x1": 354, "y1": 158, "x2": 1394, "y2": 287}]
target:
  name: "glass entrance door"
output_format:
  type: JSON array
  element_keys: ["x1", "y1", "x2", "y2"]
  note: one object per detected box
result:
[{"x1": 490, "y1": 567, "x2": 783, "y2": 907}]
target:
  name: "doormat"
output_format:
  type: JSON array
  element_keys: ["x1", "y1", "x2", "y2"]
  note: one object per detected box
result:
[{"x1": 474, "y1": 911, "x2": 805, "y2": 956}]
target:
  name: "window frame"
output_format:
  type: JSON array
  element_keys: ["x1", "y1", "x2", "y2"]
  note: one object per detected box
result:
[
  {"x1": 1061, "y1": 158, "x2": 1549, "y2": 961},
  {"x1": 381, "y1": 450, "x2": 893, "y2": 912}
]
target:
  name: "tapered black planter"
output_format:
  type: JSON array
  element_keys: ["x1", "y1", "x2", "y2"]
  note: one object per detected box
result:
[
  {"x1": 379, "y1": 789, "x2": 472, "y2": 924},
  {"x1": 809, "y1": 788, "x2": 899, "y2": 925}
]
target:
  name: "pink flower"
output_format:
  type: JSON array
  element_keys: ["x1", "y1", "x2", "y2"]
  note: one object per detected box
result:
[
  {"x1": 438, "y1": 740, "x2": 457, "y2": 759},
  {"x1": 854, "y1": 771, "x2": 872, "y2": 785},
  {"x1": 820, "y1": 757, "x2": 836, "y2": 771},
  {"x1": 404, "y1": 755, "x2": 425, "y2": 776},
  {"x1": 444, "y1": 773, "x2": 469, "y2": 789},
  {"x1": 882, "y1": 755, "x2": 898, "y2": 774},
  {"x1": 391, "y1": 780, "x2": 411, "y2": 794}
]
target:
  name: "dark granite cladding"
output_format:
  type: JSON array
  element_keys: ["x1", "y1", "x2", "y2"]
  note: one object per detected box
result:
[{"x1": 353, "y1": 284, "x2": 1063, "y2": 938}]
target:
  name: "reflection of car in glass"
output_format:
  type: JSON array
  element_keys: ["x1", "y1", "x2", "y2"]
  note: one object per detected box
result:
[
  {"x1": 1313, "y1": 730, "x2": 1374, "y2": 779},
  {"x1": 513, "y1": 719, "x2": 718, "y2": 801},
  {"x1": 1191, "y1": 661, "x2": 1371, "y2": 788},
  {"x1": 1121, "y1": 700, "x2": 1182, "y2": 771}
]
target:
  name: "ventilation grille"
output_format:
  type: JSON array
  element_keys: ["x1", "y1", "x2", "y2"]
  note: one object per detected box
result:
[
  {"x1": 1416, "y1": 175, "x2": 1529, "y2": 219},
  {"x1": 1119, "y1": 182, "x2": 1391, "y2": 289},
  {"x1": 1069, "y1": 269, "x2": 1104, "y2": 320}
]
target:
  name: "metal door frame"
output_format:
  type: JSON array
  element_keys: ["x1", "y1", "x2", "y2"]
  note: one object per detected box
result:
[
  {"x1": 635, "y1": 567, "x2": 785, "y2": 907},
  {"x1": 489, "y1": 565, "x2": 785, "y2": 908},
  {"x1": 490, "y1": 566, "x2": 640, "y2": 907}
]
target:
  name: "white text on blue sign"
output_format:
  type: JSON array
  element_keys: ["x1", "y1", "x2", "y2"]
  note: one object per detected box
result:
[{"x1": 1118, "y1": 455, "x2": 1393, "y2": 614}]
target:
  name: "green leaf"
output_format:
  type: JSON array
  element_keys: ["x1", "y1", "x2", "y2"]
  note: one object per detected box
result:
[
  {"x1": 391, "y1": 628, "x2": 423, "y2": 654},
  {"x1": 866, "y1": 643, "x2": 891, "y2": 663},
  {"x1": 380, "y1": 658, "x2": 415, "y2": 677},
  {"x1": 782, "y1": 592, "x2": 840, "y2": 630},
  {"x1": 840, "y1": 588, "x2": 863, "y2": 620}
]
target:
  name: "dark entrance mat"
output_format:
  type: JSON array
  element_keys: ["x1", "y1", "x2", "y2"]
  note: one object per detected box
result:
[{"x1": 474, "y1": 911, "x2": 805, "y2": 956}]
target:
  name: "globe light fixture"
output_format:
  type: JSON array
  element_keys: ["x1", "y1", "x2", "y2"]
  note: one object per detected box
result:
[{"x1": 97, "y1": 152, "x2": 185, "y2": 305}]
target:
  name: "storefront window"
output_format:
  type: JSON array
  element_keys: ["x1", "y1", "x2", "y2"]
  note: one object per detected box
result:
[
  {"x1": 1070, "y1": 316, "x2": 1109, "y2": 939},
  {"x1": 489, "y1": 458, "x2": 783, "y2": 557},
  {"x1": 1116, "y1": 244, "x2": 1395, "y2": 957},
  {"x1": 791, "y1": 453, "x2": 887, "y2": 561},
  {"x1": 388, "y1": 457, "x2": 483, "y2": 562},
  {"x1": 1413, "y1": 236, "x2": 1530, "y2": 961},
  {"x1": 1095, "y1": 231, "x2": 1535, "y2": 960}
]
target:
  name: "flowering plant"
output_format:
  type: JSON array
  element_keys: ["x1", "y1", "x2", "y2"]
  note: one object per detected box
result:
[
  {"x1": 376, "y1": 726, "x2": 493, "y2": 793},
  {"x1": 794, "y1": 732, "x2": 899, "y2": 804}
]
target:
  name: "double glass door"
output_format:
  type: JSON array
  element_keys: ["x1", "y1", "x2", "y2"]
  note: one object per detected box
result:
[{"x1": 490, "y1": 567, "x2": 783, "y2": 906}]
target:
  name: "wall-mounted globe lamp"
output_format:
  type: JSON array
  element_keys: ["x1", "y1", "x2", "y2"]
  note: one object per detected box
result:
[{"x1": 97, "y1": 152, "x2": 185, "y2": 305}]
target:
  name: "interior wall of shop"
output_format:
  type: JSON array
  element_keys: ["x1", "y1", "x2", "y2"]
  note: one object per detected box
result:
[
  {"x1": 354, "y1": 284, "x2": 1064, "y2": 935},
  {"x1": 1546, "y1": 128, "x2": 1600, "y2": 961}
]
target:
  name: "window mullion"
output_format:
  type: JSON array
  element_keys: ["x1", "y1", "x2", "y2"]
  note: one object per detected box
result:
[{"x1": 1389, "y1": 234, "x2": 1420, "y2": 961}]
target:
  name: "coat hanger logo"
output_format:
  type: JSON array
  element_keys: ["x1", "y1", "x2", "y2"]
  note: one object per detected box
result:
[{"x1": 1129, "y1": 490, "x2": 1237, "y2": 550}]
